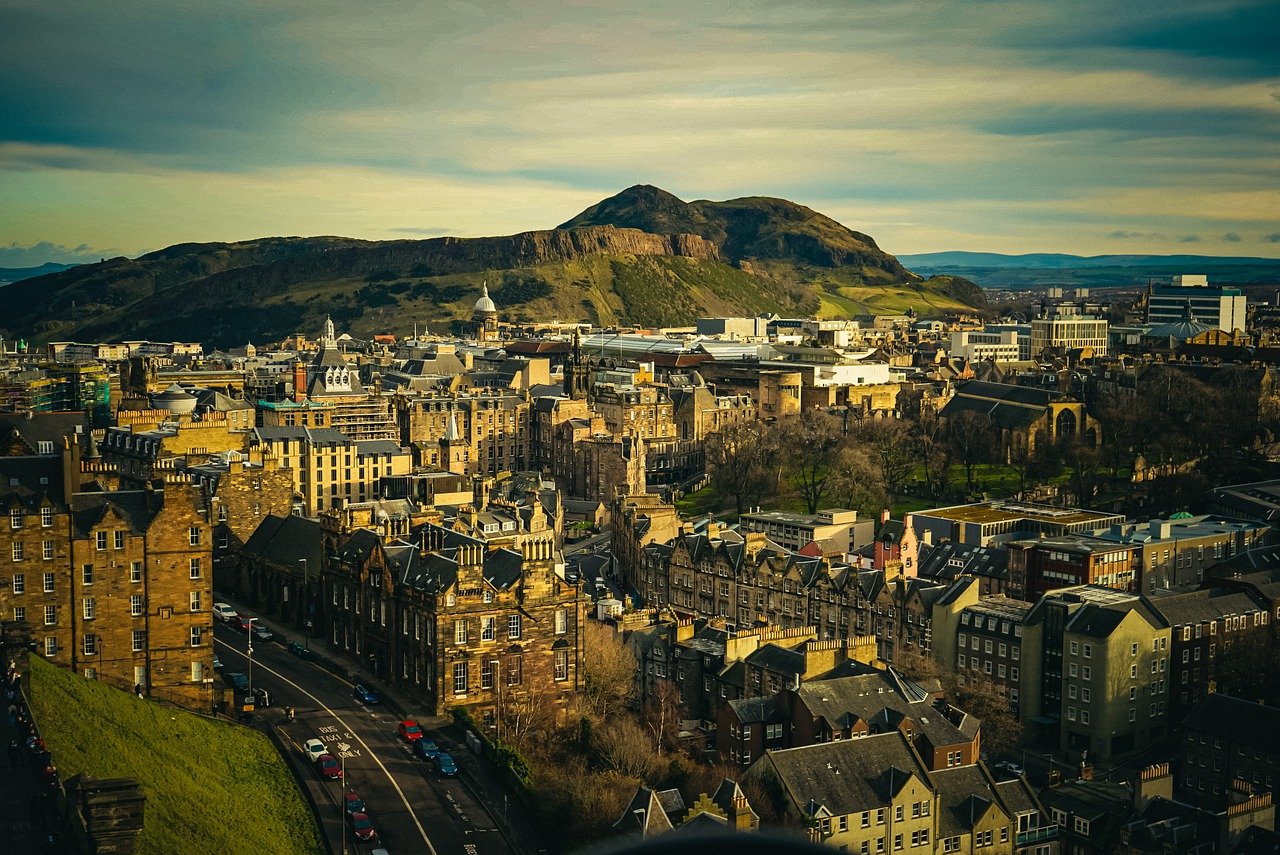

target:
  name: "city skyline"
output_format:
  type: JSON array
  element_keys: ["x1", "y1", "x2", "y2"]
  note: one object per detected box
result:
[{"x1": 2, "y1": 0, "x2": 1278, "y2": 266}]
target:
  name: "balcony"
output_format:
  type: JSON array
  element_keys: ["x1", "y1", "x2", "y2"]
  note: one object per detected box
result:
[{"x1": 1016, "y1": 826, "x2": 1058, "y2": 846}]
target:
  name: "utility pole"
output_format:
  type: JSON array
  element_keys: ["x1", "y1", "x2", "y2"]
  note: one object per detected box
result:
[{"x1": 246, "y1": 617, "x2": 255, "y2": 707}]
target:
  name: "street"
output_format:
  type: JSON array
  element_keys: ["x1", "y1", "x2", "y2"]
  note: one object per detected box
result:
[{"x1": 214, "y1": 622, "x2": 514, "y2": 855}]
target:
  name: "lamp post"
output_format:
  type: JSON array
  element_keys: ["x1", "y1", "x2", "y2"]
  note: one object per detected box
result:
[
  {"x1": 298, "y1": 558, "x2": 310, "y2": 646},
  {"x1": 340, "y1": 754, "x2": 347, "y2": 855},
  {"x1": 246, "y1": 617, "x2": 255, "y2": 706}
]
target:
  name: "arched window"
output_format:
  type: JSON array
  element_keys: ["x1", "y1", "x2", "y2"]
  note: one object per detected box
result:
[{"x1": 1055, "y1": 408, "x2": 1077, "y2": 440}]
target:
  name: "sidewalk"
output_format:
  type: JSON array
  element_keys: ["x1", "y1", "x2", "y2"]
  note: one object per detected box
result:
[{"x1": 225, "y1": 595, "x2": 547, "y2": 855}]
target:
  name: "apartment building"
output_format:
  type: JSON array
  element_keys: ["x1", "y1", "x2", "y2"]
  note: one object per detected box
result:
[
  {"x1": 739, "y1": 508, "x2": 872, "y2": 554},
  {"x1": 1091, "y1": 516, "x2": 1268, "y2": 594},
  {"x1": 931, "y1": 578, "x2": 1030, "y2": 714},
  {"x1": 396, "y1": 390, "x2": 531, "y2": 477},
  {"x1": 249, "y1": 426, "x2": 410, "y2": 514},
  {"x1": 1030, "y1": 305, "x2": 1108, "y2": 358},
  {"x1": 1008, "y1": 535, "x2": 1141, "y2": 600}
]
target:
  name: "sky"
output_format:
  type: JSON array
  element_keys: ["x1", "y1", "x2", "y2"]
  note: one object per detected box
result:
[{"x1": 2, "y1": 0, "x2": 1278, "y2": 266}]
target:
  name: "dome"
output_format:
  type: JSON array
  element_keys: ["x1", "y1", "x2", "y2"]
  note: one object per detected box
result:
[
  {"x1": 473, "y1": 283, "x2": 497, "y2": 315},
  {"x1": 1146, "y1": 299, "x2": 1211, "y2": 342},
  {"x1": 152, "y1": 383, "x2": 197, "y2": 414}
]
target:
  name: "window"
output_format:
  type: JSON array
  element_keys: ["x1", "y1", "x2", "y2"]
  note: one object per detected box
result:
[
  {"x1": 893, "y1": 834, "x2": 903, "y2": 851},
  {"x1": 41, "y1": 508, "x2": 53, "y2": 528},
  {"x1": 96, "y1": 531, "x2": 107, "y2": 551},
  {"x1": 555, "y1": 608, "x2": 567, "y2": 635},
  {"x1": 82, "y1": 634, "x2": 97, "y2": 656},
  {"x1": 1069, "y1": 663, "x2": 1078, "y2": 677},
  {"x1": 947, "y1": 750, "x2": 962, "y2": 767},
  {"x1": 481, "y1": 659, "x2": 495, "y2": 689},
  {"x1": 114, "y1": 530, "x2": 125, "y2": 550},
  {"x1": 42, "y1": 541, "x2": 53, "y2": 561},
  {"x1": 1081, "y1": 710, "x2": 1091, "y2": 725},
  {"x1": 131, "y1": 630, "x2": 145, "y2": 652},
  {"x1": 480, "y1": 616, "x2": 495, "y2": 641},
  {"x1": 1068, "y1": 706, "x2": 1077, "y2": 721},
  {"x1": 554, "y1": 649, "x2": 569, "y2": 681},
  {"x1": 11, "y1": 574, "x2": 23, "y2": 594},
  {"x1": 13, "y1": 606, "x2": 24, "y2": 622},
  {"x1": 1083, "y1": 643, "x2": 1092, "y2": 658},
  {"x1": 129, "y1": 594, "x2": 144, "y2": 616},
  {"x1": 453, "y1": 662, "x2": 468, "y2": 694},
  {"x1": 82, "y1": 597, "x2": 95, "y2": 620},
  {"x1": 44, "y1": 637, "x2": 56, "y2": 657},
  {"x1": 189, "y1": 591, "x2": 201, "y2": 612},
  {"x1": 40, "y1": 572, "x2": 54, "y2": 593},
  {"x1": 454, "y1": 620, "x2": 467, "y2": 645},
  {"x1": 188, "y1": 526, "x2": 201, "y2": 546},
  {"x1": 189, "y1": 627, "x2": 203, "y2": 647},
  {"x1": 1082, "y1": 666, "x2": 1091, "y2": 681},
  {"x1": 130, "y1": 561, "x2": 141, "y2": 583},
  {"x1": 975, "y1": 830, "x2": 992, "y2": 847},
  {"x1": 1081, "y1": 687, "x2": 1091, "y2": 703},
  {"x1": 895, "y1": 805, "x2": 904, "y2": 822},
  {"x1": 1070, "y1": 641, "x2": 1079, "y2": 655},
  {"x1": 12, "y1": 543, "x2": 23, "y2": 562},
  {"x1": 1129, "y1": 709, "x2": 1137, "y2": 722},
  {"x1": 506, "y1": 656, "x2": 522, "y2": 685},
  {"x1": 508, "y1": 613, "x2": 521, "y2": 639},
  {"x1": 189, "y1": 558, "x2": 201, "y2": 579},
  {"x1": 9, "y1": 509, "x2": 22, "y2": 529},
  {"x1": 1073, "y1": 817, "x2": 1090, "y2": 835},
  {"x1": 43, "y1": 605, "x2": 55, "y2": 625}
]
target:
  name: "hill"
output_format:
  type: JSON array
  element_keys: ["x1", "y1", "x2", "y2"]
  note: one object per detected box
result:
[
  {"x1": 898, "y1": 251, "x2": 1280, "y2": 288},
  {"x1": 28, "y1": 655, "x2": 321, "y2": 855},
  {"x1": 2, "y1": 188, "x2": 985, "y2": 347},
  {"x1": 0, "y1": 261, "x2": 75, "y2": 284}
]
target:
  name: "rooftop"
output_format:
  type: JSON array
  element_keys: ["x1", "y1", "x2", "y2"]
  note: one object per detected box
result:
[{"x1": 921, "y1": 501, "x2": 1118, "y2": 527}]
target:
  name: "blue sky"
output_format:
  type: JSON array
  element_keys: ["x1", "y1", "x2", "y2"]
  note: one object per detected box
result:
[{"x1": 2, "y1": 0, "x2": 1277, "y2": 265}]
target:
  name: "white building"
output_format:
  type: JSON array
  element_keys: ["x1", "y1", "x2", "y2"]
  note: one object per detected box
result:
[
  {"x1": 1030, "y1": 305, "x2": 1108, "y2": 357},
  {"x1": 949, "y1": 329, "x2": 1023, "y2": 363},
  {"x1": 1147, "y1": 275, "x2": 1246, "y2": 333}
]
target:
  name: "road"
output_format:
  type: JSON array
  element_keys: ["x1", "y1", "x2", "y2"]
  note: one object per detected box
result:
[{"x1": 215, "y1": 622, "x2": 513, "y2": 855}]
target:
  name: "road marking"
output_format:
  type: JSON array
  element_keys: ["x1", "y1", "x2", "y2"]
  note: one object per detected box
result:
[{"x1": 216, "y1": 638, "x2": 438, "y2": 855}]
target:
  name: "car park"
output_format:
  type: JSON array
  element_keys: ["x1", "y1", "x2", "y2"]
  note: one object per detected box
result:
[
  {"x1": 353, "y1": 684, "x2": 380, "y2": 705},
  {"x1": 397, "y1": 720, "x2": 424, "y2": 742},
  {"x1": 223, "y1": 671, "x2": 249, "y2": 691},
  {"x1": 411, "y1": 737, "x2": 439, "y2": 761},
  {"x1": 212, "y1": 603, "x2": 238, "y2": 623},
  {"x1": 433, "y1": 751, "x2": 457, "y2": 777},
  {"x1": 303, "y1": 739, "x2": 328, "y2": 762},
  {"x1": 349, "y1": 812, "x2": 377, "y2": 842},
  {"x1": 315, "y1": 753, "x2": 343, "y2": 780}
]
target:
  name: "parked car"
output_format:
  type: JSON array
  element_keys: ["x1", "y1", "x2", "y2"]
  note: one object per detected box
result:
[
  {"x1": 212, "y1": 603, "x2": 238, "y2": 623},
  {"x1": 245, "y1": 686, "x2": 270, "y2": 708},
  {"x1": 234, "y1": 615, "x2": 253, "y2": 632},
  {"x1": 223, "y1": 671, "x2": 249, "y2": 691},
  {"x1": 212, "y1": 654, "x2": 223, "y2": 671},
  {"x1": 397, "y1": 720, "x2": 424, "y2": 742},
  {"x1": 342, "y1": 790, "x2": 366, "y2": 817},
  {"x1": 315, "y1": 753, "x2": 343, "y2": 780},
  {"x1": 433, "y1": 751, "x2": 457, "y2": 777},
  {"x1": 303, "y1": 739, "x2": 328, "y2": 762},
  {"x1": 287, "y1": 641, "x2": 309, "y2": 658},
  {"x1": 250, "y1": 624, "x2": 273, "y2": 642},
  {"x1": 411, "y1": 737, "x2": 440, "y2": 761},
  {"x1": 353, "y1": 684, "x2": 380, "y2": 705},
  {"x1": 349, "y1": 812, "x2": 377, "y2": 842},
  {"x1": 995, "y1": 760, "x2": 1025, "y2": 777}
]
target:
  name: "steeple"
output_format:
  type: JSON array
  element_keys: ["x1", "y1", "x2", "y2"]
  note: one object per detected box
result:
[{"x1": 322, "y1": 315, "x2": 336, "y2": 347}]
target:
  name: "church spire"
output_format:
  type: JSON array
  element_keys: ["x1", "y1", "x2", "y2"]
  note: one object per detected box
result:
[{"x1": 322, "y1": 315, "x2": 336, "y2": 347}]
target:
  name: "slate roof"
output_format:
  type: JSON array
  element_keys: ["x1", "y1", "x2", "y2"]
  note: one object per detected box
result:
[
  {"x1": 762, "y1": 731, "x2": 931, "y2": 817},
  {"x1": 69, "y1": 490, "x2": 162, "y2": 538},
  {"x1": 614, "y1": 787, "x2": 675, "y2": 837},
  {"x1": 241, "y1": 514, "x2": 325, "y2": 569},
  {"x1": 941, "y1": 380, "x2": 1064, "y2": 430},
  {"x1": 1148, "y1": 587, "x2": 1267, "y2": 627},
  {"x1": 917, "y1": 541, "x2": 1010, "y2": 584},
  {"x1": 0, "y1": 455, "x2": 66, "y2": 507},
  {"x1": 0, "y1": 412, "x2": 88, "y2": 453},
  {"x1": 727, "y1": 695, "x2": 788, "y2": 725},
  {"x1": 745, "y1": 643, "x2": 805, "y2": 678},
  {"x1": 931, "y1": 765, "x2": 1002, "y2": 838},
  {"x1": 794, "y1": 670, "x2": 972, "y2": 747}
]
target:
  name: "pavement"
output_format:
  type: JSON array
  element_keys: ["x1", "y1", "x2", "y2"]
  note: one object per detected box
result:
[
  {"x1": 217, "y1": 593, "x2": 547, "y2": 855},
  {"x1": 3, "y1": 676, "x2": 72, "y2": 854}
]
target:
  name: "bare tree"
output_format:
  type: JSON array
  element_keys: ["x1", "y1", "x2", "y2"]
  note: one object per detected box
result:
[
  {"x1": 777, "y1": 412, "x2": 844, "y2": 514},
  {"x1": 827, "y1": 444, "x2": 887, "y2": 517},
  {"x1": 915, "y1": 408, "x2": 953, "y2": 501},
  {"x1": 582, "y1": 620, "x2": 637, "y2": 720},
  {"x1": 855, "y1": 418, "x2": 915, "y2": 502},
  {"x1": 642, "y1": 678, "x2": 683, "y2": 756},
  {"x1": 947, "y1": 410, "x2": 996, "y2": 494},
  {"x1": 593, "y1": 718, "x2": 659, "y2": 779},
  {"x1": 706, "y1": 420, "x2": 775, "y2": 515}
]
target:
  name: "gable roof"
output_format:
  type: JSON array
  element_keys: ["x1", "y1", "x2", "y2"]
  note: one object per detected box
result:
[{"x1": 762, "y1": 731, "x2": 931, "y2": 816}]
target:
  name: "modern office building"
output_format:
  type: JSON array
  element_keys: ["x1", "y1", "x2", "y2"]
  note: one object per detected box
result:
[{"x1": 1147, "y1": 275, "x2": 1246, "y2": 333}]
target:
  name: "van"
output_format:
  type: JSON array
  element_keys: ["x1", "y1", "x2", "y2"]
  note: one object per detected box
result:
[{"x1": 212, "y1": 603, "x2": 238, "y2": 623}]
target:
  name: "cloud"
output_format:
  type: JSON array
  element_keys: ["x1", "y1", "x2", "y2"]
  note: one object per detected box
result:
[
  {"x1": 388, "y1": 227, "x2": 452, "y2": 237},
  {"x1": 1223, "y1": 232, "x2": 1243, "y2": 242},
  {"x1": 1178, "y1": 235, "x2": 1203, "y2": 242},
  {"x1": 0, "y1": 241, "x2": 116, "y2": 267},
  {"x1": 1107, "y1": 230, "x2": 1161, "y2": 239},
  {"x1": 1265, "y1": 233, "x2": 1280, "y2": 243}
]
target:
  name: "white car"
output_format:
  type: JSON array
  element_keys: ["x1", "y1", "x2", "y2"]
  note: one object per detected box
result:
[
  {"x1": 303, "y1": 738, "x2": 327, "y2": 762},
  {"x1": 212, "y1": 603, "x2": 238, "y2": 623}
]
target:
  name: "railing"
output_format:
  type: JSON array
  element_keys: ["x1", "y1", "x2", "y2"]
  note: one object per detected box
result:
[{"x1": 1016, "y1": 826, "x2": 1059, "y2": 845}]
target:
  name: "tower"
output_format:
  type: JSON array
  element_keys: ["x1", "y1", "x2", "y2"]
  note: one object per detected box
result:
[
  {"x1": 439, "y1": 410, "x2": 468, "y2": 475},
  {"x1": 472, "y1": 283, "x2": 499, "y2": 345},
  {"x1": 565, "y1": 328, "x2": 591, "y2": 400}
]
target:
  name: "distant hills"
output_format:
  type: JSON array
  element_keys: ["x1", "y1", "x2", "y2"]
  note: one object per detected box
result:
[
  {"x1": 898, "y1": 251, "x2": 1280, "y2": 288},
  {"x1": 0, "y1": 262, "x2": 75, "y2": 285},
  {"x1": 0, "y1": 186, "x2": 985, "y2": 348}
]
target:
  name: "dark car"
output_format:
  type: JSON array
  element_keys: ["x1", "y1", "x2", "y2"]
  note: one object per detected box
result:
[
  {"x1": 349, "y1": 811, "x2": 377, "y2": 842},
  {"x1": 342, "y1": 790, "x2": 366, "y2": 816},
  {"x1": 433, "y1": 751, "x2": 457, "y2": 777},
  {"x1": 353, "y1": 684, "x2": 380, "y2": 705},
  {"x1": 224, "y1": 671, "x2": 249, "y2": 691},
  {"x1": 250, "y1": 624, "x2": 273, "y2": 642},
  {"x1": 287, "y1": 641, "x2": 309, "y2": 658},
  {"x1": 411, "y1": 737, "x2": 440, "y2": 761},
  {"x1": 315, "y1": 753, "x2": 343, "y2": 780}
]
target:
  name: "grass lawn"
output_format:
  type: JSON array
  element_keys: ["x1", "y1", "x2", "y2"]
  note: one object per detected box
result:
[{"x1": 28, "y1": 656, "x2": 321, "y2": 855}]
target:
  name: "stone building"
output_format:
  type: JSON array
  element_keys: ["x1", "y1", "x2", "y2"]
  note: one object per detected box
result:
[
  {"x1": 940, "y1": 381, "x2": 1101, "y2": 457},
  {"x1": 248, "y1": 426, "x2": 410, "y2": 515},
  {"x1": 397, "y1": 389, "x2": 531, "y2": 477}
]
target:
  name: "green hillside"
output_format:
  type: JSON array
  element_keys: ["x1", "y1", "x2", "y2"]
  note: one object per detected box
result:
[
  {"x1": 28, "y1": 656, "x2": 321, "y2": 855},
  {"x1": 2, "y1": 186, "x2": 986, "y2": 347}
]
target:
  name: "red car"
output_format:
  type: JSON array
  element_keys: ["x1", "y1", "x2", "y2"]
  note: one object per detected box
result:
[
  {"x1": 397, "y1": 719, "x2": 424, "y2": 742},
  {"x1": 349, "y1": 811, "x2": 377, "y2": 842},
  {"x1": 315, "y1": 753, "x2": 343, "y2": 780},
  {"x1": 234, "y1": 615, "x2": 253, "y2": 632}
]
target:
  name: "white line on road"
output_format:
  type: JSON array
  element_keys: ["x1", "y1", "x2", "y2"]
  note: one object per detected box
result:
[{"x1": 216, "y1": 638, "x2": 438, "y2": 855}]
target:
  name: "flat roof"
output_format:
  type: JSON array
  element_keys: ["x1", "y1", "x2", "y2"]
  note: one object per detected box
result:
[{"x1": 919, "y1": 502, "x2": 1119, "y2": 527}]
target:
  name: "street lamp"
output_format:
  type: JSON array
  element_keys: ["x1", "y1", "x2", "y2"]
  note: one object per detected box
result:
[
  {"x1": 340, "y1": 754, "x2": 347, "y2": 855},
  {"x1": 246, "y1": 617, "x2": 256, "y2": 706},
  {"x1": 298, "y1": 558, "x2": 309, "y2": 646}
]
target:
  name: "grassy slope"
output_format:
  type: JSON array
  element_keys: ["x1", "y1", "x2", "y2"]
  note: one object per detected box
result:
[{"x1": 29, "y1": 657, "x2": 321, "y2": 855}]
